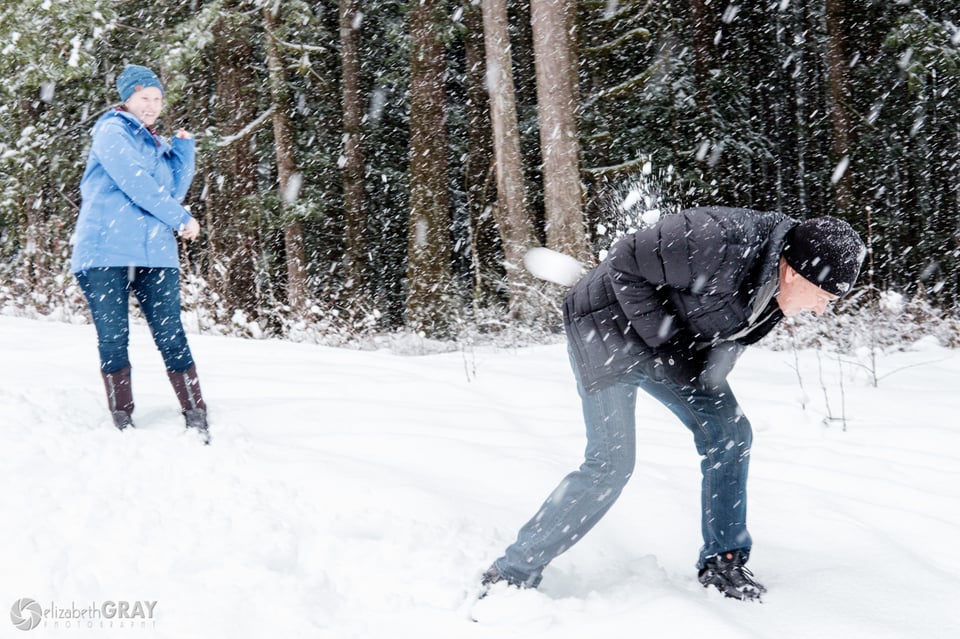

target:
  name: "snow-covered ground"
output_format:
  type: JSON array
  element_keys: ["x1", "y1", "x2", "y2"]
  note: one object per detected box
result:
[{"x1": 1, "y1": 314, "x2": 958, "y2": 639}]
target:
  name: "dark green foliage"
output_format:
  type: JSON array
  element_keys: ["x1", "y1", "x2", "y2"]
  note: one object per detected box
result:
[
  {"x1": 579, "y1": 0, "x2": 959, "y2": 307},
  {"x1": 851, "y1": 7, "x2": 960, "y2": 305},
  {"x1": 1, "y1": 0, "x2": 958, "y2": 336}
]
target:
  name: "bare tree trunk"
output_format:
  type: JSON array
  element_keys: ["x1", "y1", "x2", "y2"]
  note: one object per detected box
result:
[
  {"x1": 406, "y1": 0, "x2": 453, "y2": 336},
  {"x1": 264, "y1": 5, "x2": 307, "y2": 314},
  {"x1": 689, "y1": 0, "x2": 714, "y2": 113},
  {"x1": 825, "y1": 0, "x2": 854, "y2": 216},
  {"x1": 531, "y1": 0, "x2": 590, "y2": 264},
  {"x1": 209, "y1": 6, "x2": 261, "y2": 315},
  {"x1": 17, "y1": 97, "x2": 42, "y2": 292},
  {"x1": 462, "y1": 1, "x2": 502, "y2": 305},
  {"x1": 340, "y1": 0, "x2": 366, "y2": 292},
  {"x1": 481, "y1": 0, "x2": 540, "y2": 314}
]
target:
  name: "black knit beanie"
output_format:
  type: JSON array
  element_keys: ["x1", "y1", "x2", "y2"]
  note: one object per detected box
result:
[{"x1": 782, "y1": 217, "x2": 865, "y2": 297}]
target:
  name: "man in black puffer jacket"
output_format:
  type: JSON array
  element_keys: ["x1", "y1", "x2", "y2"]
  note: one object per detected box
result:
[{"x1": 483, "y1": 207, "x2": 865, "y2": 601}]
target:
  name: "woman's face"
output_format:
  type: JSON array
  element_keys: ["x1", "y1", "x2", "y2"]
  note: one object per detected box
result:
[{"x1": 124, "y1": 86, "x2": 164, "y2": 127}]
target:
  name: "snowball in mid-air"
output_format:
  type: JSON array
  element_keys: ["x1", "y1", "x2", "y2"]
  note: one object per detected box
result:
[
  {"x1": 619, "y1": 188, "x2": 643, "y2": 211},
  {"x1": 641, "y1": 208, "x2": 662, "y2": 225},
  {"x1": 523, "y1": 247, "x2": 584, "y2": 287}
]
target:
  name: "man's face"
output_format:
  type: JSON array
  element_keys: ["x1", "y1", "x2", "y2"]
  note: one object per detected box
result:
[
  {"x1": 776, "y1": 258, "x2": 840, "y2": 317},
  {"x1": 124, "y1": 86, "x2": 164, "y2": 127}
]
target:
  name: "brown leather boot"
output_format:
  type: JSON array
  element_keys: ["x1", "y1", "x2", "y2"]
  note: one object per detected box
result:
[
  {"x1": 167, "y1": 365, "x2": 209, "y2": 441},
  {"x1": 102, "y1": 365, "x2": 135, "y2": 430}
]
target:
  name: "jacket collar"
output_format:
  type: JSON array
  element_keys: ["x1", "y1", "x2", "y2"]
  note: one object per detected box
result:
[
  {"x1": 751, "y1": 216, "x2": 798, "y2": 298},
  {"x1": 107, "y1": 107, "x2": 166, "y2": 149}
]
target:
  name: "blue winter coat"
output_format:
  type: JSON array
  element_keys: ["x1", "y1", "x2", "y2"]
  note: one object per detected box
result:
[{"x1": 70, "y1": 108, "x2": 196, "y2": 272}]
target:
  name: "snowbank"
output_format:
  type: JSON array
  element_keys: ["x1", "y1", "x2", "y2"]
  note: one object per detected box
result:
[{"x1": 1, "y1": 316, "x2": 957, "y2": 638}]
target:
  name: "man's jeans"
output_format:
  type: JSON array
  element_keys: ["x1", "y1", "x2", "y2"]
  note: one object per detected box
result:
[
  {"x1": 76, "y1": 267, "x2": 195, "y2": 374},
  {"x1": 493, "y1": 349, "x2": 753, "y2": 586}
]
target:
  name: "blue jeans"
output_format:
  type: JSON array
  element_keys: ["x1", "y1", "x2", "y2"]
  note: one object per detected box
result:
[
  {"x1": 493, "y1": 348, "x2": 753, "y2": 585},
  {"x1": 76, "y1": 267, "x2": 195, "y2": 374}
]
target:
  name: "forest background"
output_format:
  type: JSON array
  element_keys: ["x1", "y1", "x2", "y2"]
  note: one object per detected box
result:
[{"x1": 1, "y1": 0, "x2": 958, "y2": 347}]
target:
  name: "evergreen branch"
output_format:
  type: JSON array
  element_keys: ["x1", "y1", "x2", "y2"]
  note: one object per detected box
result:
[
  {"x1": 262, "y1": 9, "x2": 329, "y2": 54},
  {"x1": 9, "y1": 104, "x2": 115, "y2": 153},
  {"x1": 582, "y1": 26, "x2": 651, "y2": 56},
  {"x1": 582, "y1": 156, "x2": 651, "y2": 177},
  {"x1": 212, "y1": 106, "x2": 274, "y2": 147},
  {"x1": 581, "y1": 57, "x2": 664, "y2": 106},
  {"x1": 595, "y1": 0, "x2": 655, "y2": 26}
]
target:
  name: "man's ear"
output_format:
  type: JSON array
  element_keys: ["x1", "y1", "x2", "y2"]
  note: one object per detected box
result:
[{"x1": 780, "y1": 257, "x2": 797, "y2": 283}]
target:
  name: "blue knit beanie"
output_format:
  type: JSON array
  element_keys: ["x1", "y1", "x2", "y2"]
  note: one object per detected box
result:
[{"x1": 116, "y1": 65, "x2": 164, "y2": 102}]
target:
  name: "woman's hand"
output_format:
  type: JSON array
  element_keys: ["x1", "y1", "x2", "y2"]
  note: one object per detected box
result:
[
  {"x1": 180, "y1": 218, "x2": 201, "y2": 241},
  {"x1": 175, "y1": 128, "x2": 193, "y2": 139}
]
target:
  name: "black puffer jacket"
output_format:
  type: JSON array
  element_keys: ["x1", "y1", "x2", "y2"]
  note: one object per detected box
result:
[{"x1": 563, "y1": 207, "x2": 797, "y2": 392}]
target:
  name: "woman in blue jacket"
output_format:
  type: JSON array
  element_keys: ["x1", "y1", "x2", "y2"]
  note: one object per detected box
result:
[{"x1": 71, "y1": 64, "x2": 209, "y2": 440}]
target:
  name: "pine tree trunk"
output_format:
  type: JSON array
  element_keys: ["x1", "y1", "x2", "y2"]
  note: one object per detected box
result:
[
  {"x1": 209, "y1": 6, "x2": 261, "y2": 315},
  {"x1": 340, "y1": 0, "x2": 366, "y2": 293},
  {"x1": 462, "y1": 1, "x2": 502, "y2": 305},
  {"x1": 16, "y1": 97, "x2": 42, "y2": 292},
  {"x1": 689, "y1": 0, "x2": 714, "y2": 113},
  {"x1": 481, "y1": 0, "x2": 540, "y2": 315},
  {"x1": 264, "y1": 6, "x2": 307, "y2": 314},
  {"x1": 825, "y1": 0, "x2": 855, "y2": 217},
  {"x1": 531, "y1": 0, "x2": 590, "y2": 264},
  {"x1": 406, "y1": 0, "x2": 453, "y2": 336}
]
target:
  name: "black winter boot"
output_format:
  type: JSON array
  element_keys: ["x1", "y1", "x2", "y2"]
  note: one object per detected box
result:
[
  {"x1": 479, "y1": 564, "x2": 540, "y2": 598},
  {"x1": 102, "y1": 366, "x2": 135, "y2": 430},
  {"x1": 698, "y1": 550, "x2": 767, "y2": 601},
  {"x1": 167, "y1": 365, "x2": 209, "y2": 441}
]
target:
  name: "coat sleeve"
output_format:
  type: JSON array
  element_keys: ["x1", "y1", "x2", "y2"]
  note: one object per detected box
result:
[
  {"x1": 168, "y1": 136, "x2": 196, "y2": 202},
  {"x1": 607, "y1": 212, "x2": 727, "y2": 348},
  {"x1": 91, "y1": 120, "x2": 194, "y2": 230}
]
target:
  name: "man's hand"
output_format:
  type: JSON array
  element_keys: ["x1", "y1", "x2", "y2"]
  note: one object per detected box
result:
[
  {"x1": 647, "y1": 330, "x2": 706, "y2": 388},
  {"x1": 699, "y1": 342, "x2": 745, "y2": 390},
  {"x1": 180, "y1": 218, "x2": 201, "y2": 241},
  {"x1": 655, "y1": 348, "x2": 707, "y2": 388},
  {"x1": 649, "y1": 337, "x2": 744, "y2": 391}
]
